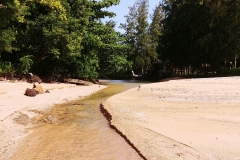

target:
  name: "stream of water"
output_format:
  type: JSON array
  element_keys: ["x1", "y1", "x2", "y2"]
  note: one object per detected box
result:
[
  {"x1": 9, "y1": 80, "x2": 148, "y2": 160},
  {"x1": 71, "y1": 80, "x2": 146, "y2": 160}
]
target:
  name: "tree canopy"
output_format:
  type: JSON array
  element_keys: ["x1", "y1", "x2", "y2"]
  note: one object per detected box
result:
[
  {"x1": 121, "y1": 0, "x2": 240, "y2": 76},
  {"x1": 0, "y1": 0, "x2": 129, "y2": 81},
  {"x1": 2, "y1": 0, "x2": 240, "y2": 81},
  {"x1": 120, "y1": 0, "x2": 158, "y2": 74},
  {"x1": 160, "y1": 0, "x2": 240, "y2": 73}
]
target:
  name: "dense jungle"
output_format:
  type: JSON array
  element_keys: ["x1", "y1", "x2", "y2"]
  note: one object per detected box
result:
[{"x1": 1, "y1": 0, "x2": 240, "y2": 82}]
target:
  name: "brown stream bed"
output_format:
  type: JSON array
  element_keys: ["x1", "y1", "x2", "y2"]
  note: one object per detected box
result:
[{"x1": 10, "y1": 80, "x2": 146, "y2": 160}]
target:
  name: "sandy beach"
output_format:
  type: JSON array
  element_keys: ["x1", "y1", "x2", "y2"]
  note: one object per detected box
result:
[
  {"x1": 0, "y1": 81, "x2": 106, "y2": 160},
  {"x1": 1, "y1": 77, "x2": 240, "y2": 160},
  {"x1": 104, "y1": 76, "x2": 240, "y2": 160}
]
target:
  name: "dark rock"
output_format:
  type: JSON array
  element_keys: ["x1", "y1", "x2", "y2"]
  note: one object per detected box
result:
[
  {"x1": 24, "y1": 88, "x2": 37, "y2": 97},
  {"x1": 28, "y1": 73, "x2": 42, "y2": 83}
]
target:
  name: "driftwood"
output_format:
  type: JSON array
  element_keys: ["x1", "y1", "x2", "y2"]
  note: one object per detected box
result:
[{"x1": 67, "y1": 79, "x2": 93, "y2": 86}]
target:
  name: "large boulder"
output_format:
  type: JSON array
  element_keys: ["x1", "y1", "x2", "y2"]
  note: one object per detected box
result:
[{"x1": 24, "y1": 88, "x2": 37, "y2": 97}]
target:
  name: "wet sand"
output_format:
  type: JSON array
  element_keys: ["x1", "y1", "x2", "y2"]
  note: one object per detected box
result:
[
  {"x1": 0, "y1": 81, "x2": 146, "y2": 160},
  {"x1": 0, "y1": 82, "x2": 106, "y2": 159},
  {"x1": 104, "y1": 77, "x2": 240, "y2": 160}
]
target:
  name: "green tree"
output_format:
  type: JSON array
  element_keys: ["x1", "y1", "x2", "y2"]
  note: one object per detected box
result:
[
  {"x1": 121, "y1": 0, "x2": 158, "y2": 74},
  {"x1": 161, "y1": 0, "x2": 198, "y2": 71},
  {"x1": 149, "y1": 2, "x2": 164, "y2": 60},
  {"x1": 135, "y1": 0, "x2": 157, "y2": 73},
  {"x1": 120, "y1": 2, "x2": 138, "y2": 71},
  {"x1": 0, "y1": 0, "x2": 68, "y2": 78},
  {"x1": 17, "y1": 55, "x2": 33, "y2": 76},
  {"x1": 161, "y1": 0, "x2": 240, "y2": 73},
  {"x1": 78, "y1": 0, "x2": 123, "y2": 80},
  {"x1": 0, "y1": 0, "x2": 129, "y2": 80},
  {"x1": 96, "y1": 20, "x2": 128, "y2": 77}
]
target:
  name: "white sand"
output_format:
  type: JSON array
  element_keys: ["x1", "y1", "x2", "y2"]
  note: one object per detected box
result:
[
  {"x1": 0, "y1": 82, "x2": 106, "y2": 159},
  {"x1": 104, "y1": 76, "x2": 240, "y2": 160},
  {"x1": 2, "y1": 77, "x2": 240, "y2": 160}
]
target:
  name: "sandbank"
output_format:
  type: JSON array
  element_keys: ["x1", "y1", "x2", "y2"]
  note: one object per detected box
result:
[{"x1": 104, "y1": 76, "x2": 240, "y2": 160}]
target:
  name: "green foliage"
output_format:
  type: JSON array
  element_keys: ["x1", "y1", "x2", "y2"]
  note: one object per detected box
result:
[
  {"x1": 149, "y1": 2, "x2": 164, "y2": 58},
  {"x1": 121, "y1": 0, "x2": 158, "y2": 74},
  {"x1": 120, "y1": 2, "x2": 138, "y2": 69},
  {"x1": 0, "y1": 61, "x2": 15, "y2": 78},
  {"x1": 17, "y1": 55, "x2": 33, "y2": 75},
  {"x1": 218, "y1": 68, "x2": 240, "y2": 76},
  {"x1": 160, "y1": 0, "x2": 240, "y2": 72},
  {"x1": 3, "y1": 0, "x2": 240, "y2": 80},
  {"x1": 0, "y1": 27, "x2": 17, "y2": 53},
  {"x1": 96, "y1": 20, "x2": 129, "y2": 77},
  {"x1": 0, "y1": 0, "x2": 125, "y2": 80}
]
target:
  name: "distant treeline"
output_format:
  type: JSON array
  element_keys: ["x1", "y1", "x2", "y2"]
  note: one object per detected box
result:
[{"x1": 1, "y1": 0, "x2": 240, "y2": 81}]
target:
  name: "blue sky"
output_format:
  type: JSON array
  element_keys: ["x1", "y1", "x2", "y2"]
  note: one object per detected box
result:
[{"x1": 103, "y1": 0, "x2": 163, "y2": 33}]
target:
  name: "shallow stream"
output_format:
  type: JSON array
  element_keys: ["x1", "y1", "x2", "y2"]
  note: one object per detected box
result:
[{"x1": 11, "y1": 80, "x2": 147, "y2": 160}]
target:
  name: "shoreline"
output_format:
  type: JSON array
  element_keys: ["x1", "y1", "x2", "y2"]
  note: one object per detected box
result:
[
  {"x1": 100, "y1": 103, "x2": 147, "y2": 160},
  {"x1": 0, "y1": 82, "x2": 106, "y2": 159}
]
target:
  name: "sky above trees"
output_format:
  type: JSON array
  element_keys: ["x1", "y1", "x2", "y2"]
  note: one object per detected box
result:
[{"x1": 103, "y1": 0, "x2": 162, "y2": 33}]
